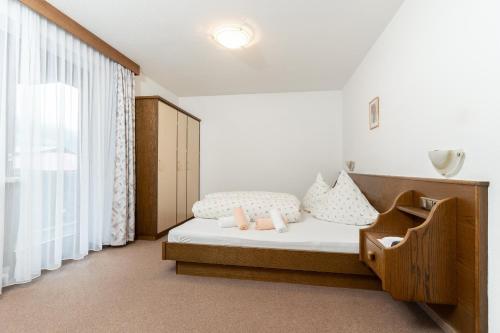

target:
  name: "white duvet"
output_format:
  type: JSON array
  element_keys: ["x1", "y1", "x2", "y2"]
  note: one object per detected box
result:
[
  {"x1": 168, "y1": 213, "x2": 365, "y2": 253},
  {"x1": 192, "y1": 191, "x2": 301, "y2": 222}
]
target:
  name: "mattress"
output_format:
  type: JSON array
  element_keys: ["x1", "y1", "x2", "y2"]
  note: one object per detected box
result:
[{"x1": 167, "y1": 213, "x2": 366, "y2": 253}]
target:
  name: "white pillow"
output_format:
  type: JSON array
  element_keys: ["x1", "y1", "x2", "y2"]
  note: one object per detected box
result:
[
  {"x1": 192, "y1": 192, "x2": 302, "y2": 222},
  {"x1": 311, "y1": 171, "x2": 378, "y2": 225},
  {"x1": 301, "y1": 173, "x2": 331, "y2": 213}
]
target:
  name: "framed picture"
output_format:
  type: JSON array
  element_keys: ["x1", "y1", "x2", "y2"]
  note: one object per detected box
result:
[{"x1": 369, "y1": 97, "x2": 379, "y2": 129}]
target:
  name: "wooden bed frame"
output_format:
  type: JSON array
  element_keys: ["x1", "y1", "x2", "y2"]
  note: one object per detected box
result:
[{"x1": 162, "y1": 173, "x2": 489, "y2": 333}]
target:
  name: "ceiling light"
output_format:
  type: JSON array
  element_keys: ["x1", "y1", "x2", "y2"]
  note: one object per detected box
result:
[{"x1": 212, "y1": 25, "x2": 253, "y2": 49}]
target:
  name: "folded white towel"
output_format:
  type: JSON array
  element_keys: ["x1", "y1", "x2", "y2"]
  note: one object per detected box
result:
[
  {"x1": 217, "y1": 216, "x2": 237, "y2": 228},
  {"x1": 270, "y1": 209, "x2": 287, "y2": 233},
  {"x1": 377, "y1": 236, "x2": 403, "y2": 248}
]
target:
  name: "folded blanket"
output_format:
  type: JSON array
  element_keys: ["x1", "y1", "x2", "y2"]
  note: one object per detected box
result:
[
  {"x1": 255, "y1": 217, "x2": 289, "y2": 230},
  {"x1": 234, "y1": 207, "x2": 249, "y2": 230},
  {"x1": 217, "y1": 216, "x2": 237, "y2": 228},
  {"x1": 270, "y1": 209, "x2": 287, "y2": 233}
]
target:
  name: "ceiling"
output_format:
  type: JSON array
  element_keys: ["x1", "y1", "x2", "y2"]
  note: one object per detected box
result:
[{"x1": 48, "y1": 0, "x2": 404, "y2": 97}]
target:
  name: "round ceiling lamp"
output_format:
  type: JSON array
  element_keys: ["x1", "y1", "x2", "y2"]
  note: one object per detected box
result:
[{"x1": 212, "y1": 24, "x2": 253, "y2": 49}]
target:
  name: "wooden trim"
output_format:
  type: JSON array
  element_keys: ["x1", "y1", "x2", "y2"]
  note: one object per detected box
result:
[
  {"x1": 163, "y1": 242, "x2": 374, "y2": 276},
  {"x1": 19, "y1": 0, "x2": 140, "y2": 75},
  {"x1": 350, "y1": 172, "x2": 489, "y2": 187},
  {"x1": 476, "y1": 185, "x2": 488, "y2": 333},
  {"x1": 136, "y1": 96, "x2": 201, "y2": 122},
  {"x1": 176, "y1": 262, "x2": 382, "y2": 290}
]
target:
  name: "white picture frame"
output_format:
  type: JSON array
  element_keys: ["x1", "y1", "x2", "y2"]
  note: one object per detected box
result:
[{"x1": 369, "y1": 97, "x2": 379, "y2": 130}]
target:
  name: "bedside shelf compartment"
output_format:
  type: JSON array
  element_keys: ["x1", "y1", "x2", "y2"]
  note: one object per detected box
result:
[
  {"x1": 360, "y1": 190, "x2": 457, "y2": 305},
  {"x1": 396, "y1": 205, "x2": 429, "y2": 219}
]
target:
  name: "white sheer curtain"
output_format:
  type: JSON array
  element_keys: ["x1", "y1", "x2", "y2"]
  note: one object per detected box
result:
[{"x1": 0, "y1": 0, "x2": 133, "y2": 292}]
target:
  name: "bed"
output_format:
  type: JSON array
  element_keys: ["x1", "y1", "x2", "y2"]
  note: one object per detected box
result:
[
  {"x1": 162, "y1": 173, "x2": 489, "y2": 333},
  {"x1": 163, "y1": 212, "x2": 379, "y2": 290}
]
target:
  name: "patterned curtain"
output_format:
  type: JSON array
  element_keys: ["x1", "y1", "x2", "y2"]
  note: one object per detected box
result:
[{"x1": 111, "y1": 66, "x2": 136, "y2": 245}]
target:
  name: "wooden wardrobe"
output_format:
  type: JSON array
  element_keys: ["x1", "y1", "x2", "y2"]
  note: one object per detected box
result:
[{"x1": 135, "y1": 96, "x2": 200, "y2": 240}]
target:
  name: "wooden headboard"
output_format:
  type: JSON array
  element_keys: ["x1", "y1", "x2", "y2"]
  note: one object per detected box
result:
[{"x1": 350, "y1": 173, "x2": 489, "y2": 333}]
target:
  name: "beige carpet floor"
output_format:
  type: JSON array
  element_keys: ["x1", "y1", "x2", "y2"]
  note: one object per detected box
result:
[{"x1": 0, "y1": 240, "x2": 441, "y2": 333}]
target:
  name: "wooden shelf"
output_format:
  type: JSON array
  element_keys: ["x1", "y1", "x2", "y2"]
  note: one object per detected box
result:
[
  {"x1": 397, "y1": 205, "x2": 430, "y2": 219},
  {"x1": 360, "y1": 190, "x2": 457, "y2": 305}
]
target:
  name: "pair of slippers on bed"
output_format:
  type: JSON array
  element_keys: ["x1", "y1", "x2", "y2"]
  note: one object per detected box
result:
[{"x1": 217, "y1": 207, "x2": 288, "y2": 233}]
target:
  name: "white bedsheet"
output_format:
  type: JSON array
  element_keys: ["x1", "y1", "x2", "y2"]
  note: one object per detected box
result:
[{"x1": 167, "y1": 213, "x2": 366, "y2": 253}]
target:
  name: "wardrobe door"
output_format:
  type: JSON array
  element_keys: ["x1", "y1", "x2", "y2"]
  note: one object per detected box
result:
[
  {"x1": 176, "y1": 113, "x2": 188, "y2": 223},
  {"x1": 186, "y1": 117, "x2": 200, "y2": 219},
  {"x1": 157, "y1": 102, "x2": 178, "y2": 233}
]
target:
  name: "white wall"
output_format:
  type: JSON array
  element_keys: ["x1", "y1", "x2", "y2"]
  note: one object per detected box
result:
[
  {"x1": 180, "y1": 91, "x2": 342, "y2": 198},
  {"x1": 135, "y1": 74, "x2": 178, "y2": 104},
  {"x1": 342, "y1": 0, "x2": 500, "y2": 330}
]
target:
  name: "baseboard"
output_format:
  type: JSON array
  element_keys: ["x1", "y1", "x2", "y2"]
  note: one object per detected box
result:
[{"x1": 418, "y1": 303, "x2": 456, "y2": 333}]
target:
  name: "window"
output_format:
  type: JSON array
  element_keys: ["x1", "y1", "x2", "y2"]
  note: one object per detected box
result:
[{"x1": 6, "y1": 83, "x2": 80, "y2": 246}]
